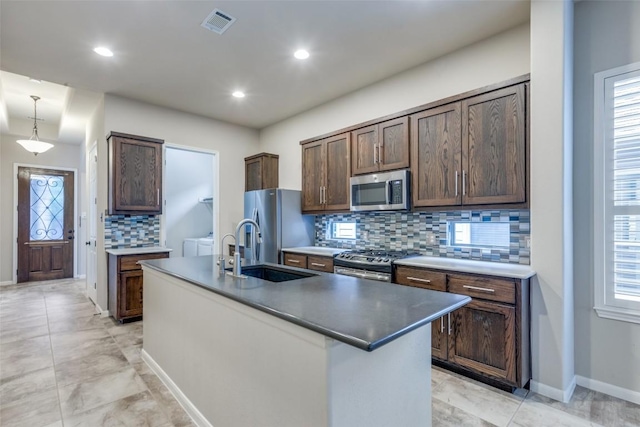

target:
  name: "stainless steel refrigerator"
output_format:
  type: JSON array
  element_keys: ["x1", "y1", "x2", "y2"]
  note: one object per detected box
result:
[{"x1": 243, "y1": 189, "x2": 314, "y2": 263}]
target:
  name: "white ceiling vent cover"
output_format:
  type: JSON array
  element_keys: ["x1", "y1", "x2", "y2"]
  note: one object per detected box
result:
[{"x1": 201, "y1": 9, "x2": 236, "y2": 35}]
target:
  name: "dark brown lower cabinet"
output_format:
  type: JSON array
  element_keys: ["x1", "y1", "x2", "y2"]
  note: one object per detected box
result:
[
  {"x1": 282, "y1": 251, "x2": 334, "y2": 273},
  {"x1": 449, "y1": 300, "x2": 517, "y2": 384},
  {"x1": 108, "y1": 251, "x2": 170, "y2": 322},
  {"x1": 395, "y1": 265, "x2": 530, "y2": 390}
]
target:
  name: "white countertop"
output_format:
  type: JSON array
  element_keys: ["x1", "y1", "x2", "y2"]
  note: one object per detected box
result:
[
  {"x1": 282, "y1": 246, "x2": 348, "y2": 256},
  {"x1": 106, "y1": 247, "x2": 173, "y2": 256},
  {"x1": 394, "y1": 256, "x2": 535, "y2": 279}
]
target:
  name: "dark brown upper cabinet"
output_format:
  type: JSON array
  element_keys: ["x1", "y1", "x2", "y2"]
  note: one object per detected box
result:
[
  {"x1": 411, "y1": 83, "x2": 527, "y2": 209},
  {"x1": 411, "y1": 102, "x2": 462, "y2": 208},
  {"x1": 108, "y1": 132, "x2": 164, "y2": 215},
  {"x1": 245, "y1": 152, "x2": 279, "y2": 191},
  {"x1": 301, "y1": 133, "x2": 351, "y2": 213},
  {"x1": 351, "y1": 117, "x2": 409, "y2": 176},
  {"x1": 461, "y1": 84, "x2": 526, "y2": 205}
]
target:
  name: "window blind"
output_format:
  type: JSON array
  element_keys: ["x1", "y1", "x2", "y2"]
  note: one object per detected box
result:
[{"x1": 609, "y1": 72, "x2": 640, "y2": 301}]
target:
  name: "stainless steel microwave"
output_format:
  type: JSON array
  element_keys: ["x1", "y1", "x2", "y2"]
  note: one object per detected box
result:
[{"x1": 350, "y1": 169, "x2": 410, "y2": 212}]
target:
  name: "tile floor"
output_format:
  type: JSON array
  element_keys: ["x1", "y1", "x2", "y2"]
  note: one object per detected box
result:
[{"x1": 1, "y1": 278, "x2": 638, "y2": 427}]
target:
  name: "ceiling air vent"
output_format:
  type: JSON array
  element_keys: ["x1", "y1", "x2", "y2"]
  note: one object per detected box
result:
[{"x1": 201, "y1": 8, "x2": 236, "y2": 35}]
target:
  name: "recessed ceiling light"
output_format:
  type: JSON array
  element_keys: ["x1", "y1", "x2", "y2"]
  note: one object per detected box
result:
[
  {"x1": 93, "y1": 47, "x2": 114, "y2": 57},
  {"x1": 29, "y1": 78, "x2": 42, "y2": 84},
  {"x1": 294, "y1": 49, "x2": 310, "y2": 60},
  {"x1": 232, "y1": 91, "x2": 245, "y2": 98}
]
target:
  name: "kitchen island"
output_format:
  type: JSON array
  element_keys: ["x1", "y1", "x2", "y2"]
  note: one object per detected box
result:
[{"x1": 140, "y1": 255, "x2": 470, "y2": 427}]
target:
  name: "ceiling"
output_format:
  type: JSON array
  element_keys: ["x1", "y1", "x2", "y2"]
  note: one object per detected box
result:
[{"x1": 0, "y1": 1, "x2": 529, "y2": 144}]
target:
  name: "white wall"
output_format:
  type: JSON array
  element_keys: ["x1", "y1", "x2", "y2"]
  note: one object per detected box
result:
[
  {"x1": 573, "y1": 0, "x2": 640, "y2": 398},
  {"x1": 529, "y1": 0, "x2": 575, "y2": 402},
  {"x1": 165, "y1": 147, "x2": 214, "y2": 256},
  {"x1": 94, "y1": 95, "x2": 259, "y2": 312},
  {"x1": 260, "y1": 24, "x2": 530, "y2": 190},
  {"x1": 0, "y1": 134, "x2": 84, "y2": 283},
  {"x1": 85, "y1": 97, "x2": 107, "y2": 310}
]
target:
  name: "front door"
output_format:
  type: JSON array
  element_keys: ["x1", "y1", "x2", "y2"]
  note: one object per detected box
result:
[{"x1": 17, "y1": 167, "x2": 74, "y2": 283}]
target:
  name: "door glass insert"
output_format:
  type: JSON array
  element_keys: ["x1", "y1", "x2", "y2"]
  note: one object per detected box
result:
[{"x1": 30, "y1": 174, "x2": 64, "y2": 241}]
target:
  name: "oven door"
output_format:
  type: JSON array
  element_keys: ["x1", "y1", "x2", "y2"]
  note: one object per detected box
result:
[{"x1": 334, "y1": 266, "x2": 391, "y2": 282}]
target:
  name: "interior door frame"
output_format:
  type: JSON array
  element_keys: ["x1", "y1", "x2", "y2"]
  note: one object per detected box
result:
[
  {"x1": 160, "y1": 143, "x2": 220, "y2": 257},
  {"x1": 13, "y1": 163, "x2": 79, "y2": 284},
  {"x1": 87, "y1": 141, "x2": 98, "y2": 303}
]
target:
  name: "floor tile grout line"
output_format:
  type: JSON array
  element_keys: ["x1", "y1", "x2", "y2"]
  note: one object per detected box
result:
[{"x1": 43, "y1": 284, "x2": 66, "y2": 427}]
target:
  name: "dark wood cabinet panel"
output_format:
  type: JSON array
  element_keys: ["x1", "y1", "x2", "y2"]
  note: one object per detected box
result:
[
  {"x1": 283, "y1": 252, "x2": 307, "y2": 268},
  {"x1": 351, "y1": 125, "x2": 379, "y2": 175},
  {"x1": 378, "y1": 116, "x2": 409, "y2": 172},
  {"x1": 448, "y1": 274, "x2": 516, "y2": 305},
  {"x1": 307, "y1": 255, "x2": 334, "y2": 273},
  {"x1": 108, "y1": 251, "x2": 170, "y2": 322},
  {"x1": 432, "y1": 315, "x2": 449, "y2": 361},
  {"x1": 351, "y1": 117, "x2": 409, "y2": 176},
  {"x1": 301, "y1": 133, "x2": 350, "y2": 213},
  {"x1": 120, "y1": 271, "x2": 143, "y2": 318},
  {"x1": 108, "y1": 132, "x2": 163, "y2": 215},
  {"x1": 245, "y1": 153, "x2": 279, "y2": 191},
  {"x1": 461, "y1": 84, "x2": 526, "y2": 205},
  {"x1": 301, "y1": 141, "x2": 325, "y2": 212},
  {"x1": 449, "y1": 300, "x2": 517, "y2": 384},
  {"x1": 325, "y1": 134, "x2": 351, "y2": 211},
  {"x1": 411, "y1": 103, "x2": 462, "y2": 207}
]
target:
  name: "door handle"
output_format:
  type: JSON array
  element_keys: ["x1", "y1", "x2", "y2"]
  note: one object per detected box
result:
[
  {"x1": 86, "y1": 241, "x2": 91, "y2": 246},
  {"x1": 447, "y1": 313, "x2": 452, "y2": 335},
  {"x1": 462, "y1": 170, "x2": 467, "y2": 196},
  {"x1": 455, "y1": 171, "x2": 459, "y2": 197},
  {"x1": 373, "y1": 143, "x2": 378, "y2": 164}
]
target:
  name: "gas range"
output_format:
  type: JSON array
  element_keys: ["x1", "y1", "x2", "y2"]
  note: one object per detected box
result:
[{"x1": 333, "y1": 250, "x2": 420, "y2": 282}]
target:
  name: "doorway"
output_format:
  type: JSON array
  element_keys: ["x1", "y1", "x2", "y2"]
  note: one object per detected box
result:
[
  {"x1": 17, "y1": 166, "x2": 75, "y2": 283},
  {"x1": 163, "y1": 146, "x2": 218, "y2": 257}
]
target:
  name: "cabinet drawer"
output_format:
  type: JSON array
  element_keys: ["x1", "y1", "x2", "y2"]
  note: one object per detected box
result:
[
  {"x1": 307, "y1": 256, "x2": 334, "y2": 273},
  {"x1": 119, "y1": 252, "x2": 169, "y2": 272},
  {"x1": 283, "y1": 253, "x2": 307, "y2": 268},
  {"x1": 395, "y1": 266, "x2": 446, "y2": 291},
  {"x1": 448, "y1": 274, "x2": 515, "y2": 304}
]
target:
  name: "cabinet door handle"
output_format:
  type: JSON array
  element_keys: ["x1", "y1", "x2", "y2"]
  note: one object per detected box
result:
[
  {"x1": 407, "y1": 276, "x2": 431, "y2": 284},
  {"x1": 463, "y1": 285, "x2": 495, "y2": 293},
  {"x1": 462, "y1": 170, "x2": 467, "y2": 196},
  {"x1": 440, "y1": 316, "x2": 444, "y2": 334},
  {"x1": 311, "y1": 262, "x2": 326, "y2": 267},
  {"x1": 455, "y1": 171, "x2": 459, "y2": 197},
  {"x1": 287, "y1": 259, "x2": 300, "y2": 264},
  {"x1": 448, "y1": 313, "x2": 452, "y2": 335},
  {"x1": 378, "y1": 142, "x2": 383, "y2": 165},
  {"x1": 157, "y1": 189, "x2": 160, "y2": 205},
  {"x1": 373, "y1": 143, "x2": 378, "y2": 164},
  {"x1": 323, "y1": 186, "x2": 327, "y2": 204}
]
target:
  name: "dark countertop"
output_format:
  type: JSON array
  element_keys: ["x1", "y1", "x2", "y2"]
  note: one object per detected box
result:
[{"x1": 141, "y1": 255, "x2": 470, "y2": 352}]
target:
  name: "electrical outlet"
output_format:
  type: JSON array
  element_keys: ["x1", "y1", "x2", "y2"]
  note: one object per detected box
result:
[
  {"x1": 525, "y1": 236, "x2": 531, "y2": 249},
  {"x1": 425, "y1": 232, "x2": 437, "y2": 246}
]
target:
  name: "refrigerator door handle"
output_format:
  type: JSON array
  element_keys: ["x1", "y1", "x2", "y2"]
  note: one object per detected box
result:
[{"x1": 253, "y1": 208, "x2": 260, "y2": 261}]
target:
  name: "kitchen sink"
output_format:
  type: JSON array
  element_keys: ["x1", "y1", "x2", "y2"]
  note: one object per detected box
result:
[{"x1": 226, "y1": 265, "x2": 318, "y2": 282}]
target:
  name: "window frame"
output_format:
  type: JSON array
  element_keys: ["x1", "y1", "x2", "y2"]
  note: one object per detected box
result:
[{"x1": 594, "y1": 61, "x2": 640, "y2": 324}]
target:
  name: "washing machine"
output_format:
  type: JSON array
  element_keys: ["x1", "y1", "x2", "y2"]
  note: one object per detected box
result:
[
  {"x1": 197, "y1": 237, "x2": 214, "y2": 256},
  {"x1": 183, "y1": 238, "x2": 199, "y2": 257}
]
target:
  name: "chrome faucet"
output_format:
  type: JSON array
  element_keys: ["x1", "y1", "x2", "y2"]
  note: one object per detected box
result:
[
  {"x1": 233, "y1": 219, "x2": 262, "y2": 277},
  {"x1": 217, "y1": 233, "x2": 236, "y2": 274}
]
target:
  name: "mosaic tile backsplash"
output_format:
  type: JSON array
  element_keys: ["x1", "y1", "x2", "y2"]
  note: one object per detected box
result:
[
  {"x1": 315, "y1": 210, "x2": 530, "y2": 265},
  {"x1": 104, "y1": 215, "x2": 160, "y2": 249}
]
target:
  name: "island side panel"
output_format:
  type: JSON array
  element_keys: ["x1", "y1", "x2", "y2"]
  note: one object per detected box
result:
[
  {"x1": 328, "y1": 327, "x2": 432, "y2": 427},
  {"x1": 142, "y1": 267, "x2": 331, "y2": 427}
]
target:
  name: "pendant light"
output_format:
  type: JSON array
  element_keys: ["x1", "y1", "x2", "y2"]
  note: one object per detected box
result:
[{"x1": 16, "y1": 95, "x2": 53, "y2": 155}]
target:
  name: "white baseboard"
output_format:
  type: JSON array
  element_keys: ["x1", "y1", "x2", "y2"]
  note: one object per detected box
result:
[
  {"x1": 75, "y1": 274, "x2": 86, "y2": 279},
  {"x1": 576, "y1": 375, "x2": 640, "y2": 405},
  {"x1": 530, "y1": 376, "x2": 576, "y2": 403},
  {"x1": 0, "y1": 280, "x2": 16, "y2": 287},
  {"x1": 141, "y1": 349, "x2": 211, "y2": 427},
  {"x1": 94, "y1": 303, "x2": 110, "y2": 318}
]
